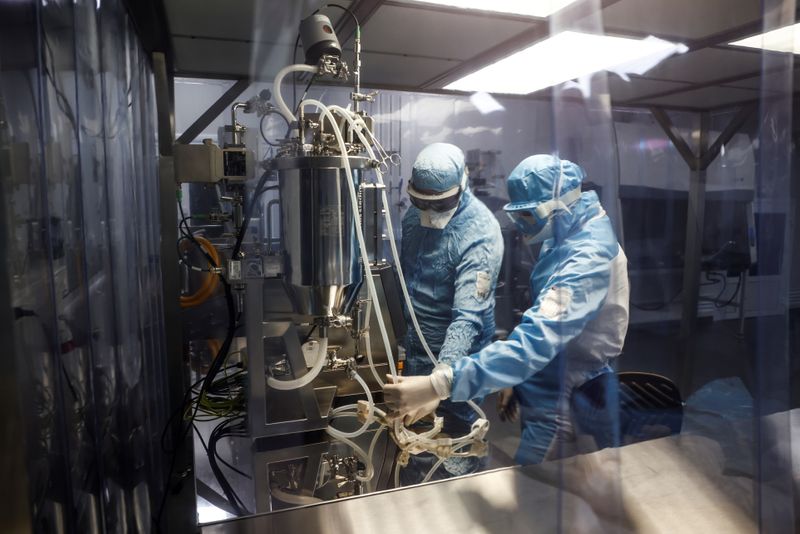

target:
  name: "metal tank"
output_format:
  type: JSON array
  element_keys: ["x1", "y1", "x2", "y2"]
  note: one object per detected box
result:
[{"x1": 274, "y1": 155, "x2": 367, "y2": 317}]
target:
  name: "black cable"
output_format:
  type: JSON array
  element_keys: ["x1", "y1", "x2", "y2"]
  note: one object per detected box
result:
[
  {"x1": 232, "y1": 176, "x2": 277, "y2": 260},
  {"x1": 208, "y1": 416, "x2": 249, "y2": 514},
  {"x1": 292, "y1": 32, "x2": 302, "y2": 111},
  {"x1": 177, "y1": 200, "x2": 217, "y2": 267},
  {"x1": 209, "y1": 416, "x2": 251, "y2": 479},
  {"x1": 716, "y1": 273, "x2": 742, "y2": 308},
  {"x1": 192, "y1": 423, "x2": 210, "y2": 455},
  {"x1": 295, "y1": 75, "x2": 318, "y2": 118},
  {"x1": 713, "y1": 272, "x2": 729, "y2": 303},
  {"x1": 631, "y1": 287, "x2": 682, "y2": 311},
  {"x1": 302, "y1": 324, "x2": 318, "y2": 344},
  {"x1": 159, "y1": 364, "x2": 241, "y2": 455},
  {"x1": 260, "y1": 110, "x2": 291, "y2": 147},
  {"x1": 325, "y1": 3, "x2": 360, "y2": 28},
  {"x1": 701, "y1": 271, "x2": 724, "y2": 286},
  {"x1": 155, "y1": 279, "x2": 237, "y2": 530},
  {"x1": 42, "y1": 33, "x2": 76, "y2": 130}
]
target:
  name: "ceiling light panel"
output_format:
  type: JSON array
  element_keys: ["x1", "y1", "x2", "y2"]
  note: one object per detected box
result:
[
  {"x1": 445, "y1": 31, "x2": 687, "y2": 95},
  {"x1": 405, "y1": 0, "x2": 580, "y2": 18},
  {"x1": 729, "y1": 23, "x2": 800, "y2": 54}
]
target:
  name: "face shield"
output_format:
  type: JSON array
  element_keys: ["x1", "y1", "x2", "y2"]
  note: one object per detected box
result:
[{"x1": 505, "y1": 159, "x2": 582, "y2": 244}]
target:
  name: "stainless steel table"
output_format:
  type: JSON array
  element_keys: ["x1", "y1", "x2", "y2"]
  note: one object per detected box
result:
[{"x1": 202, "y1": 409, "x2": 799, "y2": 533}]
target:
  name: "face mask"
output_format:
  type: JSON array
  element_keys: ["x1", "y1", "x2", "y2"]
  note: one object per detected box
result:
[
  {"x1": 522, "y1": 218, "x2": 553, "y2": 245},
  {"x1": 420, "y1": 206, "x2": 458, "y2": 229}
]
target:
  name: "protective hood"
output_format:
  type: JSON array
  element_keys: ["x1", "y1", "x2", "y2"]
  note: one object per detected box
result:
[
  {"x1": 503, "y1": 155, "x2": 588, "y2": 242},
  {"x1": 410, "y1": 142, "x2": 467, "y2": 193}
]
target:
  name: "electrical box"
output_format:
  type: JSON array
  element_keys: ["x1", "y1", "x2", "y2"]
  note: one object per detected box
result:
[{"x1": 174, "y1": 139, "x2": 254, "y2": 183}]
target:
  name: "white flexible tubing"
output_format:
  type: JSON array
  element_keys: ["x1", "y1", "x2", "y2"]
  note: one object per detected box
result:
[
  {"x1": 363, "y1": 332, "x2": 385, "y2": 386},
  {"x1": 298, "y1": 99, "x2": 397, "y2": 381},
  {"x1": 365, "y1": 426, "x2": 385, "y2": 491},
  {"x1": 326, "y1": 373, "x2": 374, "y2": 439},
  {"x1": 271, "y1": 487, "x2": 323, "y2": 506},
  {"x1": 359, "y1": 298, "x2": 385, "y2": 387},
  {"x1": 394, "y1": 460, "x2": 402, "y2": 488},
  {"x1": 327, "y1": 108, "x2": 487, "y2": 421},
  {"x1": 330, "y1": 404, "x2": 387, "y2": 419},
  {"x1": 267, "y1": 337, "x2": 329, "y2": 390},
  {"x1": 273, "y1": 64, "x2": 319, "y2": 123},
  {"x1": 324, "y1": 104, "x2": 393, "y2": 386},
  {"x1": 421, "y1": 442, "x2": 472, "y2": 484}
]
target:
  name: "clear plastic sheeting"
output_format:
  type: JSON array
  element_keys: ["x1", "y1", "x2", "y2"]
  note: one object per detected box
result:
[{"x1": 0, "y1": 0, "x2": 168, "y2": 532}]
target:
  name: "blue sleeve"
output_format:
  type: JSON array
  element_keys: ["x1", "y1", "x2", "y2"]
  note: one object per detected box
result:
[
  {"x1": 449, "y1": 246, "x2": 611, "y2": 401},
  {"x1": 438, "y1": 221, "x2": 503, "y2": 366}
]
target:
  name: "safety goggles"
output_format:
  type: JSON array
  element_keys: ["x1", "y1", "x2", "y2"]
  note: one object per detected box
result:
[
  {"x1": 408, "y1": 183, "x2": 462, "y2": 212},
  {"x1": 506, "y1": 210, "x2": 543, "y2": 235},
  {"x1": 408, "y1": 169, "x2": 468, "y2": 212},
  {"x1": 505, "y1": 185, "x2": 582, "y2": 234}
]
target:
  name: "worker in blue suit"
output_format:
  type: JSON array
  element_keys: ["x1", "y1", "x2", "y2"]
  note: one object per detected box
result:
[
  {"x1": 397, "y1": 143, "x2": 503, "y2": 483},
  {"x1": 386, "y1": 154, "x2": 630, "y2": 465}
]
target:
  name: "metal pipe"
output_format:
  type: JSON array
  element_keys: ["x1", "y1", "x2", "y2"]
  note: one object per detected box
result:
[
  {"x1": 266, "y1": 199, "x2": 279, "y2": 254},
  {"x1": 353, "y1": 29, "x2": 362, "y2": 114},
  {"x1": 230, "y1": 102, "x2": 247, "y2": 146}
]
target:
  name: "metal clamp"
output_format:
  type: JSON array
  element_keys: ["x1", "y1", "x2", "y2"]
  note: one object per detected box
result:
[
  {"x1": 351, "y1": 91, "x2": 378, "y2": 103},
  {"x1": 318, "y1": 54, "x2": 349, "y2": 80}
]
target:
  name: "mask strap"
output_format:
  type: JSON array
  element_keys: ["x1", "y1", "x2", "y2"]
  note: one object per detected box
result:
[
  {"x1": 533, "y1": 185, "x2": 582, "y2": 220},
  {"x1": 408, "y1": 183, "x2": 460, "y2": 201}
]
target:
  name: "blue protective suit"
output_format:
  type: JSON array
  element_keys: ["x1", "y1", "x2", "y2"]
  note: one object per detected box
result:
[
  {"x1": 450, "y1": 155, "x2": 630, "y2": 465},
  {"x1": 400, "y1": 151, "x2": 503, "y2": 481}
]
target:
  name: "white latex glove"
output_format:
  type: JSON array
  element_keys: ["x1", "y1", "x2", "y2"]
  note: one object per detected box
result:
[
  {"x1": 382, "y1": 365, "x2": 453, "y2": 420},
  {"x1": 404, "y1": 397, "x2": 440, "y2": 426}
]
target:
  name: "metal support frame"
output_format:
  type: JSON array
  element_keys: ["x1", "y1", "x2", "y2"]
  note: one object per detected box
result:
[
  {"x1": 252, "y1": 441, "x2": 330, "y2": 514},
  {"x1": 0, "y1": 140, "x2": 32, "y2": 534},
  {"x1": 649, "y1": 104, "x2": 756, "y2": 393},
  {"x1": 153, "y1": 51, "x2": 198, "y2": 534},
  {"x1": 176, "y1": 78, "x2": 250, "y2": 145},
  {"x1": 246, "y1": 279, "x2": 335, "y2": 443},
  {"x1": 680, "y1": 112, "x2": 709, "y2": 342},
  {"x1": 153, "y1": 52, "x2": 175, "y2": 157}
]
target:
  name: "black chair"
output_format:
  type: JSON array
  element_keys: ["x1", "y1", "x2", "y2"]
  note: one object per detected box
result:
[{"x1": 571, "y1": 372, "x2": 683, "y2": 450}]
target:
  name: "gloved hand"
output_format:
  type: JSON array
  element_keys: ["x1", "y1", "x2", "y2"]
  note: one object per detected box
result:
[
  {"x1": 382, "y1": 365, "x2": 453, "y2": 422},
  {"x1": 404, "y1": 397, "x2": 440, "y2": 426},
  {"x1": 497, "y1": 387, "x2": 519, "y2": 422}
]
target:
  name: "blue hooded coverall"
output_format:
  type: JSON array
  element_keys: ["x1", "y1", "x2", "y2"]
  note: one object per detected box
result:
[
  {"x1": 401, "y1": 143, "x2": 504, "y2": 482},
  {"x1": 450, "y1": 155, "x2": 630, "y2": 465}
]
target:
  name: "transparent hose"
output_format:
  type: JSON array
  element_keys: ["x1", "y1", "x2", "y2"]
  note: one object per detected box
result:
[
  {"x1": 271, "y1": 487, "x2": 323, "y2": 506},
  {"x1": 421, "y1": 442, "x2": 472, "y2": 484},
  {"x1": 325, "y1": 106, "x2": 487, "y2": 420},
  {"x1": 363, "y1": 332, "x2": 384, "y2": 386},
  {"x1": 273, "y1": 64, "x2": 319, "y2": 123},
  {"x1": 326, "y1": 373, "x2": 374, "y2": 439},
  {"x1": 327, "y1": 407, "x2": 386, "y2": 486},
  {"x1": 365, "y1": 426, "x2": 385, "y2": 492},
  {"x1": 394, "y1": 459, "x2": 401, "y2": 488},
  {"x1": 267, "y1": 337, "x2": 329, "y2": 390}
]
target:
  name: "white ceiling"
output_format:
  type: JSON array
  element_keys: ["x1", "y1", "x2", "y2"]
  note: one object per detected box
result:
[
  {"x1": 359, "y1": 4, "x2": 533, "y2": 61},
  {"x1": 163, "y1": 0, "x2": 796, "y2": 110}
]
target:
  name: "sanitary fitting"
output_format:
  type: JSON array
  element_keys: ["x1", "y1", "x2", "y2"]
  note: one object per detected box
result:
[{"x1": 318, "y1": 54, "x2": 349, "y2": 79}]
